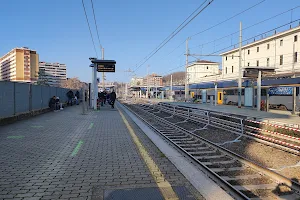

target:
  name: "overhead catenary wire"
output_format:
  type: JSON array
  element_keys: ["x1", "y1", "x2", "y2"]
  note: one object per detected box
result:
[
  {"x1": 189, "y1": 0, "x2": 266, "y2": 38},
  {"x1": 81, "y1": 0, "x2": 98, "y2": 57},
  {"x1": 163, "y1": 19, "x2": 300, "y2": 76},
  {"x1": 139, "y1": 0, "x2": 209, "y2": 67},
  {"x1": 190, "y1": 5, "x2": 300, "y2": 50},
  {"x1": 159, "y1": 0, "x2": 268, "y2": 65},
  {"x1": 206, "y1": 19, "x2": 300, "y2": 56},
  {"x1": 90, "y1": 0, "x2": 102, "y2": 50},
  {"x1": 133, "y1": 0, "x2": 215, "y2": 73}
]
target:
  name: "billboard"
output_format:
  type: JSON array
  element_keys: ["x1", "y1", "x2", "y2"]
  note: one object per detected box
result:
[{"x1": 268, "y1": 87, "x2": 293, "y2": 95}]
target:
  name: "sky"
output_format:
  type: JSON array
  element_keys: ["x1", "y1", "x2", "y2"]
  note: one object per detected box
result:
[{"x1": 1, "y1": 0, "x2": 300, "y2": 83}]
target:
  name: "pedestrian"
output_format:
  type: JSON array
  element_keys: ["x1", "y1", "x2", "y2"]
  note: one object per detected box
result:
[
  {"x1": 98, "y1": 91, "x2": 105, "y2": 106},
  {"x1": 48, "y1": 96, "x2": 56, "y2": 111},
  {"x1": 74, "y1": 95, "x2": 78, "y2": 105},
  {"x1": 103, "y1": 91, "x2": 107, "y2": 104},
  {"x1": 67, "y1": 90, "x2": 74, "y2": 106},
  {"x1": 110, "y1": 90, "x2": 116, "y2": 109}
]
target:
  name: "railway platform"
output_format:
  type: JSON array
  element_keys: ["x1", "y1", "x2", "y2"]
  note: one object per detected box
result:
[
  {"x1": 0, "y1": 103, "x2": 218, "y2": 200},
  {"x1": 168, "y1": 102, "x2": 300, "y2": 128}
]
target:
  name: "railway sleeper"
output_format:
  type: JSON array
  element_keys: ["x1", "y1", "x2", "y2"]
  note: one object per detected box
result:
[
  {"x1": 184, "y1": 146, "x2": 213, "y2": 152},
  {"x1": 200, "y1": 159, "x2": 236, "y2": 166}
]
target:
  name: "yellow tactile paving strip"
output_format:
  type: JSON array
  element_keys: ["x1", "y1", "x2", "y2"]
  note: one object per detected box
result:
[{"x1": 118, "y1": 109, "x2": 179, "y2": 200}]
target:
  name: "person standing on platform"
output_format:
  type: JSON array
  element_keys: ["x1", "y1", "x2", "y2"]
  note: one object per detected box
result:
[
  {"x1": 99, "y1": 91, "x2": 105, "y2": 106},
  {"x1": 110, "y1": 90, "x2": 116, "y2": 109}
]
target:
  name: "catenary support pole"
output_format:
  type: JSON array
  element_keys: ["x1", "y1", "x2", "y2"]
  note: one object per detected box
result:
[
  {"x1": 238, "y1": 22, "x2": 242, "y2": 108},
  {"x1": 93, "y1": 64, "x2": 97, "y2": 110},
  {"x1": 257, "y1": 70, "x2": 261, "y2": 112},
  {"x1": 185, "y1": 38, "x2": 190, "y2": 101}
]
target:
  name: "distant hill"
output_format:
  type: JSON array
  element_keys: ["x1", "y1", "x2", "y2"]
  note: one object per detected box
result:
[{"x1": 163, "y1": 71, "x2": 185, "y2": 86}]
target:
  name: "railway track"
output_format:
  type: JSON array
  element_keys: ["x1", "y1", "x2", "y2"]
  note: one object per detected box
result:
[
  {"x1": 122, "y1": 102, "x2": 300, "y2": 200},
  {"x1": 147, "y1": 102, "x2": 300, "y2": 155}
]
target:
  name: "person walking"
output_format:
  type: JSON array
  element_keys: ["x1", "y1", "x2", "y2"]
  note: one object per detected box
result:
[
  {"x1": 110, "y1": 90, "x2": 116, "y2": 109},
  {"x1": 98, "y1": 91, "x2": 105, "y2": 106},
  {"x1": 67, "y1": 90, "x2": 74, "y2": 106}
]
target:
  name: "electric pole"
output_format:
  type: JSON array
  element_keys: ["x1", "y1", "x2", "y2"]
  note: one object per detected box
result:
[
  {"x1": 170, "y1": 74, "x2": 173, "y2": 100},
  {"x1": 102, "y1": 48, "x2": 105, "y2": 92},
  {"x1": 238, "y1": 22, "x2": 242, "y2": 108},
  {"x1": 185, "y1": 37, "x2": 190, "y2": 101},
  {"x1": 147, "y1": 65, "x2": 150, "y2": 98},
  {"x1": 292, "y1": 43, "x2": 296, "y2": 114}
]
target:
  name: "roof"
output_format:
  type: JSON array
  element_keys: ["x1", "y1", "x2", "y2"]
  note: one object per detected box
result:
[
  {"x1": 196, "y1": 60, "x2": 219, "y2": 64},
  {"x1": 221, "y1": 25, "x2": 300, "y2": 56}
]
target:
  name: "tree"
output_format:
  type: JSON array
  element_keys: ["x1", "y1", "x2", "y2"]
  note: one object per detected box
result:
[
  {"x1": 59, "y1": 77, "x2": 84, "y2": 89},
  {"x1": 35, "y1": 69, "x2": 49, "y2": 86},
  {"x1": 136, "y1": 81, "x2": 141, "y2": 86},
  {"x1": 163, "y1": 71, "x2": 185, "y2": 86}
]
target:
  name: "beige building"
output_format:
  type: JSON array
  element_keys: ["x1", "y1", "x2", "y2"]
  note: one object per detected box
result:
[
  {"x1": 143, "y1": 74, "x2": 163, "y2": 87},
  {"x1": 0, "y1": 47, "x2": 39, "y2": 82},
  {"x1": 187, "y1": 60, "x2": 220, "y2": 84},
  {"x1": 221, "y1": 25, "x2": 300, "y2": 80}
]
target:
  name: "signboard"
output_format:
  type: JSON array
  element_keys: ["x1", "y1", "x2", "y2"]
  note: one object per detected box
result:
[
  {"x1": 268, "y1": 87, "x2": 293, "y2": 95},
  {"x1": 97, "y1": 64, "x2": 115, "y2": 72}
]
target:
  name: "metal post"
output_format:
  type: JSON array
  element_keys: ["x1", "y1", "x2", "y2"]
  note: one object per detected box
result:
[
  {"x1": 170, "y1": 74, "x2": 173, "y2": 100},
  {"x1": 238, "y1": 22, "x2": 242, "y2": 108},
  {"x1": 292, "y1": 43, "x2": 296, "y2": 115},
  {"x1": 185, "y1": 38, "x2": 190, "y2": 101},
  {"x1": 266, "y1": 88, "x2": 269, "y2": 112},
  {"x1": 93, "y1": 64, "x2": 98, "y2": 110},
  {"x1": 257, "y1": 70, "x2": 262, "y2": 111},
  {"x1": 102, "y1": 48, "x2": 105, "y2": 92},
  {"x1": 81, "y1": 87, "x2": 86, "y2": 114},
  {"x1": 214, "y1": 83, "x2": 217, "y2": 106},
  {"x1": 125, "y1": 83, "x2": 128, "y2": 100}
]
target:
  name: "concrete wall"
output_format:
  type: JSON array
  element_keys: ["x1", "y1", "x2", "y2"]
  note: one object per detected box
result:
[{"x1": 0, "y1": 81, "x2": 78, "y2": 119}]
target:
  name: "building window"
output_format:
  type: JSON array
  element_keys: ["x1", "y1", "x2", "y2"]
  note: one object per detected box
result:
[
  {"x1": 294, "y1": 52, "x2": 298, "y2": 63},
  {"x1": 207, "y1": 66, "x2": 209, "y2": 69},
  {"x1": 256, "y1": 60, "x2": 259, "y2": 66},
  {"x1": 226, "y1": 67, "x2": 227, "y2": 74},
  {"x1": 280, "y1": 55, "x2": 283, "y2": 65},
  {"x1": 248, "y1": 49, "x2": 250, "y2": 55},
  {"x1": 232, "y1": 55, "x2": 234, "y2": 59},
  {"x1": 267, "y1": 44, "x2": 270, "y2": 49},
  {"x1": 267, "y1": 58, "x2": 270, "y2": 66},
  {"x1": 232, "y1": 66, "x2": 234, "y2": 73},
  {"x1": 295, "y1": 35, "x2": 298, "y2": 42},
  {"x1": 257, "y1": 47, "x2": 259, "y2": 52},
  {"x1": 280, "y1": 39, "x2": 283, "y2": 46},
  {"x1": 226, "y1": 56, "x2": 227, "y2": 61},
  {"x1": 247, "y1": 62, "x2": 250, "y2": 66}
]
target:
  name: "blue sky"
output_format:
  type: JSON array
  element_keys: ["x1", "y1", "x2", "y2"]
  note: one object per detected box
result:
[{"x1": 1, "y1": 0, "x2": 300, "y2": 83}]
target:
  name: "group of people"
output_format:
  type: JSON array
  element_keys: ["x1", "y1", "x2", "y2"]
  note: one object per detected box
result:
[
  {"x1": 98, "y1": 90, "x2": 116, "y2": 108},
  {"x1": 48, "y1": 96, "x2": 61, "y2": 111},
  {"x1": 66, "y1": 90, "x2": 80, "y2": 106}
]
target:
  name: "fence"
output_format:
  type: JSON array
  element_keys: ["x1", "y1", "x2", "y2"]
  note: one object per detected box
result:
[{"x1": 0, "y1": 81, "x2": 78, "y2": 119}]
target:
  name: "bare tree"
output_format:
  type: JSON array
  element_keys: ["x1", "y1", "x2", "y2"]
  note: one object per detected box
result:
[
  {"x1": 163, "y1": 71, "x2": 185, "y2": 85},
  {"x1": 59, "y1": 77, "x2": 84, "y2": 89}
]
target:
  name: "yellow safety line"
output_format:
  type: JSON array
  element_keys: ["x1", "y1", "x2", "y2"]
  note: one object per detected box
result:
[{"x1": 118, "y1": 109, "x2": 179, "y2": 200}]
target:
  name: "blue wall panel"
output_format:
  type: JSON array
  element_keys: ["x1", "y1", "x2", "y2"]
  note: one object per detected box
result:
[
  {"x1": 15, "y1": 83, "x2": 30, "y2": 114},
  {"x1": 32, "y1": 85, "x2": 42, "y2": 110},
  {"x1": 0, "y1": 82, "x2": 14, "y2": 118}
]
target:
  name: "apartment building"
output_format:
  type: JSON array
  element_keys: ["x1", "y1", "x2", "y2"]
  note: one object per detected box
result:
[
  {"x1": 221, "y1": 25, "x2": 300, "y2": 80},
  {"x1": 39, "y1": 62, "x2": 67, "y2": 86},
  {"x1": 130, "y1": 77, "x2": 144, "y2": 87},
  {"x1": 143, "y1": 74, "x2": 163, "y2": 87},
  {"x1": 187, "y1": 60, "x2": 220, "y2": 84},
  {"x1": 0, "y1": 47, "x2": 39, "y2": 82}
]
